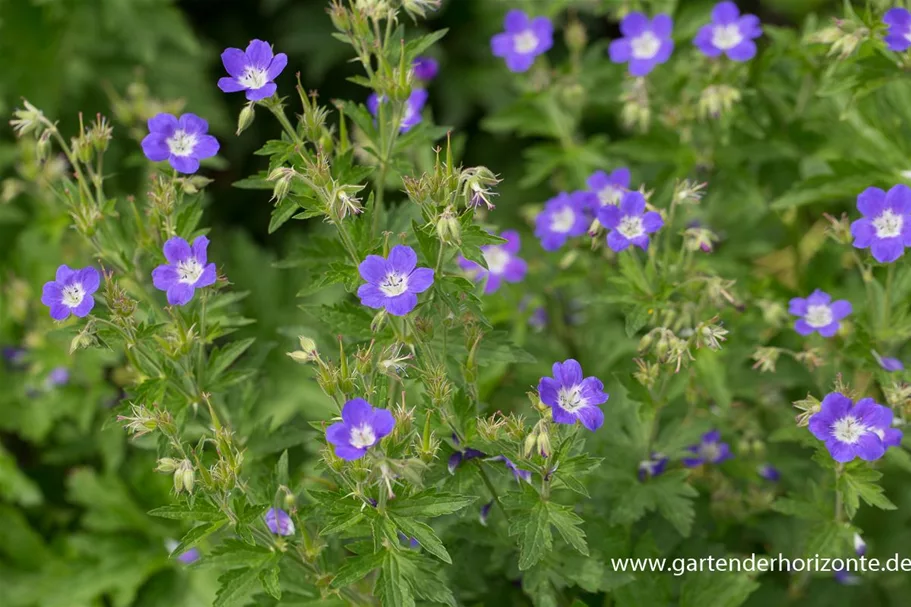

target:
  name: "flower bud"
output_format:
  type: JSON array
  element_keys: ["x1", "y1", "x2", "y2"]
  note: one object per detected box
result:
[
  {"x1": 267, "y1": 167, "x2": 297, "y2": 203},
  {"x1": 564, "y1": 19, "x2": 587, "y2": 54},
  {"x1": 174, "y1": 459, "x2": 195, "y2": 493},
  {"x1": 236, "y1": 103, "x2": 255, "y2": 136},
  {"x1": 435, "y1": 206, "x2": 461, "y2": 244},
  {"x1": 523, "y1": 432, "x2": 538, "y2": 458},
  {"x1": 156, "y1": 458, "x2": 179, "y2": 473}
]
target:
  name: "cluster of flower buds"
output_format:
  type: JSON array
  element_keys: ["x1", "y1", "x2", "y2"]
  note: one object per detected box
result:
[
  {"x1": 638, "y1": 327, "x2": 694, "y2": 372},
  {"x1": 157, "y1": 458, "x2": 195, "y2": 493},
  {"x1": 697, "y1": 85, "x2": 742, "y2": 121},
  {"x1": 118, "y1": 403, "x2": 176, "y2": 439},
  {"x1": 806, "y1": 17, "x2": 868, "y2": 60}
]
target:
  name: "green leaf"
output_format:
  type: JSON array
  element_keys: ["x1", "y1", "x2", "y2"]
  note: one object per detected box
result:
[
  {"x1": 376, "y1": 551, "x2": 415, "y2": 607},
  {"x1": 148, "y1": 502, "x2": 224, "y2": 522},
  {"x1": 190, "y1": 539, "x2": 272, "y2": 570},
  {"x1": 170, "y1": 519, "x2": 228, "y2": 557},
  {"x1": 332, "y1": 551, "x2": 387, "y2": 588},
  {"x1": 213, "y1": 566, "x2": 261, "y2": 607},
  {"x1": 269, "y1": 198, "x2": 299, "y2": 234},
  {"x1": 679, "y1": 570, "x2": 760, "y2": 607},
  {"x1": 837, "y1": 465, "x2": 897, "y2": 519},
  {"x1": 392, "y1": 517, "x2": 452, "y2": 564},
  {"x1": 321, "y1": 512, "x2": 366, "y2": 536},
  {"x1": 386, "y1": 491, "x2": 476, "y2": 517},
  {"x1": 509, "y1": 500, "x2": 552, "y2": 571},
  {"x1": 402, "y1": 29, "x2": 449, "y2": 60},
  {"x1": 259, "y1": 566, "x2": 281, "y2": 600},
  {"x1": 275, "y1": 450, "x2": 289, "y2": 487},
  {"x1": 547, "y1": 503, "x2": 589, "y2": 556},
  {"x1": 207, "y1": 338, "x2": 255, "y2": 383},
  {"x1": 624, "y1": 304, "x2": 650, "y2": 338},
  {"x1": 610, "y1": 471, "x2": 698, "y2": 537}
]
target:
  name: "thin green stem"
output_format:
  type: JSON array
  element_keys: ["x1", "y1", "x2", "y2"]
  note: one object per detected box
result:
[
  {"x1": 333, "y1": 220, "x2": 361, "y2": 266},
  {"x1": 265, "y1": 98, "x2": 303, "y2": 146}
]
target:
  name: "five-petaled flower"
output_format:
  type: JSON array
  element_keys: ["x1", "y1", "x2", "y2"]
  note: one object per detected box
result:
[
  {"x1": 265, "y1": 507, "x2": 295, "y2": 536},
  {"x1": 152, "y1": 236, "x2": 217, "y2": 306},
  {"x1": 850, "y1": 185, "x2": 911, "y2": 263},
  {"x1": 218, "y1": 39, "x2": 288, "y2": 101},
  {"x1": 458, "y1": 230, "x2": 528, "y2": 294},
  {"x1": 490, "y1": 10, "x2": 553, "y2": 73},
  {"x1": 412, "y1": 56, "x2": 439, "y2": 81},
  {"x1": 598, "y1": 191, "x2": 664, "y2": 252},
  {"x1": 609, "y1": 12, "x2": 674, "y2": 76},
  {"x1": 788, "y1": 289, "x2": 851, "y2": 338},
  {"x1": 808, "y1": 392, "x2": 901, "y2": 462},
  {"x1": 367, "y1": 89, "x2": 429, "y2": 133},
  {"x1": 683, "y1": 430, "x2": 733, "y2": 467},
  {"x1": 883, "y1": 8, "x2": 911, "y2": 52},
  {"x1": 42, "y1": 265, "x2": 100, "y2": 321},
  {"x1": 141, "y1": 113, "x2": 219, "y2": 174},
  {"x1": 535, "y1": 191, "x2": 590, "y2": 251},
  {"x1": 587, "y1": 168, "x2": 631, "y2": 209},
  {"x1": 357, "y1": 245, "x2": 434, "y2": 316},
  {"x1": 693, "y1": 2, "x2": 762, "y2": 62},
  {"x1": 538, "y1": 359, "x2": 609, "y2": 431},
  {"x1": 326, "y1": 398, "x2": 395, "y2": 461},
  {"x1": 637, "y1": 452, "x2": 668, "y2": 481}
]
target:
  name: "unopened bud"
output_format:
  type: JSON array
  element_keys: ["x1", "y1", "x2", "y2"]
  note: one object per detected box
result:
[
  {"x1": 237, "y1": 103, "x2": 255, "y2": 136},
  {"x1": 436, "y1": 206, "x2": 461, "y2": 244},
  {"x1": 156, "y1": 458, "x2": 179, "y2": 473}
]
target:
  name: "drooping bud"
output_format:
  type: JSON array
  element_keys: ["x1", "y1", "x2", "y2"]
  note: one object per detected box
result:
[
  {"x1": 265, "y1": 507, "x2": 296, "y2": 536},
  {"x1": 236, "y1": 103, "x2": 255, "y2": 135}
]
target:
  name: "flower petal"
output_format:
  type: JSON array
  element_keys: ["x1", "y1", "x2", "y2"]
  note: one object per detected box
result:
[
  {"x1": 194, "y1": 135, "x2": 220, "y2": 159},
  {"x1": 650, "y1": 14, "x2": 673, "y2": 37},
  {"x1": 620, "y1": 12, "x2": 648, "y2": 37},
  {"x1": 608, "y1": 38, "x2": 631, "y2": 63},
  {"x1": 384, "y1": 291, "x2": 418, "y2": 316},
  {"x1": 195, "y1": 264, "x2": 217, "y2": 288},
  {"x1": 221, "y1": 47, "x2": 247, "y2": 78},
  {"x1": 267, "y1": 52, "x2": 288, "y2": 80},
  {"x1": 871, "y1": 237, "x2": 905, "y2": 263},
  {"x1": 245, "y1": 39, "x2": 274, "y2": 69},
  {"x1": 555, "y1": 359, "x2": 583, "y2": 386},
  {"x1": 170, "y1": 155, "x2": 200, "y2": 174},
  {"x1": 77, "y1": 267, "x2": 100, "y2": 293},
  {"x1": 370, "y1": 408, "x2": 396, "y2": 439},
  {"x1": 726, "y1": 40, "x2": 756, "y2": 62},
  {"x1": 148, "y1": 113, "x2": 178, "y2": 135},
  {"x1": 163, "y1": 237, "x2": 192, "y2": 264},
  {"x1": 246, "y1": 82, "x2": 277, "y2": 101},
  {"x1": 217, "y1": 77, "x2": 245, "y2": 93},
  {"x1": 141, "y1": 134, "x2": 170, "y2": 162},
  {"x1": 857, "y1": 187, "x2": 886, "y2": 217},
  {"x1": 504, "y1": 9, "x2": 529, "y2": 32},
  {"x1": 407, "y1": 267, "x2": 434, "y2": 293},
  {"x1": 357, "y1": 283, "x2": 386, "y2": 309},
  {"x1": 829, "y1": 300, "x2": 852, "y2": 321},
  {"x1": 152, "y1": 265, "x2": 178, "y2": 290},
  {"x1": 178, "y1": 113, "x2": 209, "y2": 135},
  {"x1": 166, "y1": 284, "x2": 195, "y2": 306},
  {"x1": 712, "y1": 1, "x2": 740, "y2": 24},
  {"x1": 388, "y1": 245, "x2": 417, "y2": 274},
  {"x1": 854, "y1": 433, "x2": 885, "y2": 461},
  {"x1": 342, "y1": 398, "x2": 373, "y2": 426},
  {"x1": 577, "y1": 405, "x2": 604, "y2": 431}
]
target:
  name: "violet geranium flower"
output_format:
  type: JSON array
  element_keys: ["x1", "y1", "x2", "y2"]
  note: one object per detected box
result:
[
  {"x1": 884, "y1": 8, "x2": 911, "y2": 52},
  {"x1": 357, "y1": 245, "x2": 434, "y2": 316},
  {"x1": 265, "y1": 507, "x2": 295, "y2": 536},
  {"x1": 637, "y1": 452, "x2": 668, "y2": 481},
  {"x1": 538, "y1": 359, "x2": 609, "y2": 431},
  {"x1": 693, "y1": 2, "x2": 762, "y2": 62},
  {"x1": 490, "y1": 10, "x2": 553, "y2": 73},
  {"x1": 534, "y1": 192, "x2": 589, "y2": 251},
  {"x1": 683, "y1": 430, "x2": 733, "y2": 467},
  {"x1": 598, "y1": 191, "x2": 664, "y2": 252},
  {"x1": 850, "y1": 185, "x2": 911, "y2": 263},
  {"x1": 141, "y1": 113, "x2": 219, "y2": 174},
  {"x1": 326, "y1": 398, "x2": 395, "y2": 461},
  {"x1": 787, "y1": 289, "x2": 851, "y2": 338},
  {"x1": 491, "y1": 455, "x2": 532, "y2": 483},
  {"x1": 458, "y1": 230, "x2": 527, "y2": 294},
  {"x1": 217, "y1": 39, "x2": 288, "y2": 101},
  {"x1": 367, "y1": 89, "x2": 429, "y2": 133},
  {"x1": 757, "y1": 464, "x2": 780, "y2": 482},
  {"x1": 151, "y1": 236, "x2": 217, "y2": 306},
  {"x1": 587, "y1": 168, "x2": 631, "y2": 209},
  {"x1": 412, "y1": 56, "x2": 439, "y2": 81},
  {"x1": 609, "y1": 12, "x2": 674, "y2": 77},
  {"x1": 808, "y1": 393, "x2": 900, "y2": 463},
  {"x1": 41, "y1": 265, "x2": 100, "y2": 321}
]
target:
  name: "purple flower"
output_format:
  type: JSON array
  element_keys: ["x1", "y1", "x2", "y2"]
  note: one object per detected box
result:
[
  {"x1": 637, "y1": 452, "x2": 668, "y2": 481},
  {"x1": 151, "y1": 237, "x2": 217, "y2": 306},
  {"x1": 850, "y1": 185, "x2": 911, "y2": 263},
  {"x1": 693, "y1": 2, "x2": 762, "y2": 61},
  {"x1": 757, "y1": 463, "x2": 780, "y2": 482},
  {"x1": 367, "y1": 89, "x2": 428, "y2": 133},
  {"x1": 598, "y1": 191, "x2": 664, "y2": 252},
  {"x1": 46, "y1": 367, "x2": 70, "y2": 388},
  {"x1": 884, "y1": 8, "x2": 911, "y2": 52},
  {"x1": 265, "y1": 507, "x2": 295, "y2": 536},
  {"x1": 357, "y1": 245, "x2": 434, "y2": 316},
  {"x1": 587, "y1": 168, "x2": 631, "y2": 209},
  {"x1": 529, "y1": 307, "x2": 548, "y2": 330},
  {"x1": 41, "y1": 265, "x2": 100, "y2": 321},
  {"x1": 479, "y1": 501, "x2": 493, "y2": 526},
  {"x1": 534, "y1": 192, "x2": 589, "y2": 251},
  {"x1": 808, "y1": 393, "x2": 899, "y2": 462},
  {"x1": 490, "y1": 10, "x2": 553, "y2": 73},
  {"x1": 397, "y1": 532, "x2": 420, "y2": 549},
  {"x1": 609, "y1": 12, "x2": 674, "y2": 76},
  {"x1": 683, "y1": 430, "x2": 733, "y2": 467},
  {"x1": 448, "y1": 447, "x2": 484, "y2": 474},
  {"x1": 491, "y1": 456, "x2": 532, "y2": 483},
  {"x1": 326, "y1": 398, "x2": 395, "y2": 461},
  {"x1": 412, "y1": 56, "x2": 439, "y2": 81},
  {"x1": 879, "y1": 356, "x2": 904, "y2": 372},
  {"x1": 787, "y1": 289, "x2": 851, "y2": 338},
  {"x1": 2, "y1": 347, "x2": 26, "y2": 369},
  {"x1": 538, "y1": 359, "x2": 609, "y2": 431},
  {"x1": 458, "y1": 230, "x2": 528, "y2": 294},
  {"x1": 141, "y1": 114, "x2": 219, "y2": 175},
  {"x1": 217, "y1": 39, "x2": 288, "y2": 101}
]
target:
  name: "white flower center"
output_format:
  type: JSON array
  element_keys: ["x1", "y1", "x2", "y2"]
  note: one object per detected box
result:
[
  {"x1": 379, "y1": 272, "x2": 409, "y2": 297},
  {"x1": 617, "y1": 215, "x2": 645, "y2": 239},
  {"x1": 631, "y1": 31, "x2": 661, "y2": 60},
  {"x1": 176, "y1": 258, "x2": 204, "y2": 285},
  {"x1": 598, "y1": 185, "x2": 623, "y2": 207},
  {"x1": 238, "y1": 66, "x2": 269, "y2": 90},
  {"x1": 873, "y1": 209, "x2": 903, "y2": 238},
  {"x1": 483, "y1": 247, "x2": 510, "y2": 275},
  {"x1": 349, "y1": 424, "x2": 376, "y2": 449},
  {"x1": 832, "y1": 415, "x2": 867, "y2": 444},
  {"x1": 557, "y1": 384, "x2": 587, "y2": 413},
  {"x1": 712, "y1": 24, "x2": 743, "y2": 50},
  {"x1": 514, "y1": 30, "x2": 539, "y2": 54},
  {"x1": 61, "y1": 283, "x2": 86, "y2": 308},
  {"x1": 166, "y1": 130, "x2": 198, "y2": 157},
  {"x1": 550, "y1": 207, "x2": 576, "y2": 233},
  {"x1": 699, "y1": 442, "x2": 721, "y2": 461},
  {"x1": 805, "y1": 304, "x2": 833, "y2": 328}
]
